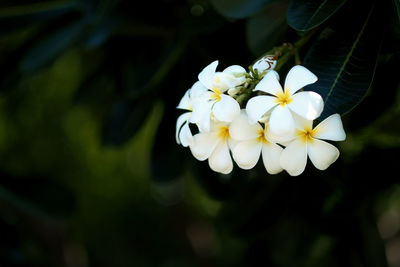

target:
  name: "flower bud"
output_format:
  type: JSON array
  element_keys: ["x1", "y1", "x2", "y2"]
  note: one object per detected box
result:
[
  {"x1": 253, "y1": 55, "x2": 277, "y2": 74},
  {"x1": 227, "y1": 86, "x2": 241, "y2": 96}
]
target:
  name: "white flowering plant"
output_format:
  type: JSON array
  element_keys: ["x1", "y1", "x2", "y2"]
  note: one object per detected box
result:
[
  {"x1": 176, "y1": 41, "x2": 348, "y2": 176},
  {"x1": 169, "y1": 0, "x2": 399, "y2": 263}
]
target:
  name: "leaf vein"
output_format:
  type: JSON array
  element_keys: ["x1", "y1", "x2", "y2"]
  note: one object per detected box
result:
[
  {"x1": 323, "y1": 3, "x2": 375, "y2": 104},
  {"x1": 304, "y1": 0, "x2": 329, "y2": 29}
]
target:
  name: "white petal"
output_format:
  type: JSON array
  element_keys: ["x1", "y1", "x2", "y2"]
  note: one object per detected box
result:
[
  {"x1": 176, "y1": 112, "x2": 191, "y2": 144},
  {"x1": 284, "y1": 65, "x2": 317, "y2": 93},
  {"x1": 313, "y1": 114, "x2": 346, "y2": 141},
  {"x1": 265, "y1": 126, "x2": 295, "y2": 144},
  {"x1": 289, "y1": 91, "x2": 324, "y2": 120},
  {"x1": 198, "y1": 60, "x2": 218, "y2": 89},
  {"x1": 280, "y1": 139, "x2": 308, "y2": 176},
  {"x1": 190, "y1": 81, "x2": 208, "y2": 99},
  {"x1": 197, "y1": 112, "x2": 211, "y2": 132},
  {"x1": 269, "y1": 70, "x2": 280, "y2": 80},
  {"x1": 213, "y1": 72, "x2": 244, "y2": 91},
  {"x1": 254, "y1": 70, "x2": 283, "y2": 96},
  {"x1": 228, "y1": 137, "x2": 239, "y2": 151},
  {"x1": 232, "y1": 140, "x2": 262, "y2": 170},
  {"x1": 223, "y1": 65, "x2": 246, "y2": 75},
  {"x1": 179, "y1": 122, "x2": 193, "y2": 147},
  {"x1": 190, "y1": 132, "x2": 219, "y2": 161},
  {"x1": 269, "y1": 105, "x2": 295, "y2": 136},
  {"x1": 261, "y1": 142, "x2": 283, "y2": 174},
  {"x1": 209, "y1": 120, "x2": 229, "y2": 132},
  {"x1": 229, "y1": 111, "x2": 262, "y2": 141},
  {"x1": 212, "y1": 94, "x2": 240, "y2": 122},
  {"x1": 212, "y1": 72, "x2": 231, "y2": 91},
  {"x1": 177, "y1": 89, "x2": 192, "y2": 110},
  {"x1": 307, "y1": 138, "x2": 339, "y2": 170},
  {"x1": 245, "y1": 95, "x2": 277, "y2": 124},
  {"x1": 291, "y1": 111, "x2": 313, "y2": 131},
  {"x1": 208, "y1": 141, "x2": 233, "y2": 174},
  {"x1": 190, "y1": 91, "x2": 213, "y2": 124}
]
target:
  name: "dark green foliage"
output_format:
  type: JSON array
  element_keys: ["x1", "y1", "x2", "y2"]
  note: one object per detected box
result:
[
  {"x1": 102, "y1": 97, "x2": 153, "y2": 146},
  {"x1": 210, "y1": 0, "x2": 276, "y2": 19},
  {"x1": 303, "y1": 1, "x2": 382, "y2": 119},
  {"x1": 394, "y1": 0, "x2": 400, "y2": 24},
  {"x1": 246, "y1": 0, "x2": 289, "y2": 55},
  {"x1": 287, "y1": 0, "x2": 347, "y2": 31},
  {"x1": 20, "y1": 18, "x2": 87, "y2": 73}
]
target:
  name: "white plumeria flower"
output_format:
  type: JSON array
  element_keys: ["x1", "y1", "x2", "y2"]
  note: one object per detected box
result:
[
  {"x1": 246, "y1": 65, "x2": 324, "y2": 137},
  {"x1": 190, "y1": 120, "x2": 236, "y2": 174},
  {"x1": 280, "y1": 113, "x2": 346, "y2": 176},
  {"x1": 252, "y1": 55, "x2": 277, "y2": 74},
  {"x1": 176, "y1": 82, "x2": 208, "y2": 146},
  {"x1": 230, "y1": 111, "x2": 283, "y2": 174},
  {"x1": 190, "y1": 60, "x2": 246, "y2": 132}
]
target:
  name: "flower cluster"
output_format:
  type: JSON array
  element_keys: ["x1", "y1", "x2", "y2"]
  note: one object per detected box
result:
[{"x1": 176, "y1": 59, "x2": 346, "y2": 176}]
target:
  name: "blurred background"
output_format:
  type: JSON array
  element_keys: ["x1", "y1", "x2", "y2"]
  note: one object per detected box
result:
[{"x1": 0, "y1": 0, "x2": 399, "y2": 266}]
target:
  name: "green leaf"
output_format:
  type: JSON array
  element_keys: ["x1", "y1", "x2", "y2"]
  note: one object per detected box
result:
[
  {"x1": 0, "y1": 1, "x2": 84, "y2": 34},
  {"x1": 246, "y1": 0, "x2": 289, "y2": 55},
  {"x1": 83, "y1": 17, "x2": 117, "y2": 49},
  {"x1": 0, "y1": 184, "x2": 49, "y2": 220},
  {"x1": 151, "y1": 112, "x2": 184, "y2": 183},
  {"x1": 0, "y1": 1, "x2": 82, "y2": 18},
  {"x1": 101, "y1": 38, "x2": 186, "y2": 146},
  {"x1": 210, "y1": 0, "x2": 276, "y2": 19},
  {"x1": 303, "y1": 2, "x2": 382, "y2": 119},
  {"x1": 394, "y1": 0, "x2": 400, "y2": 24},
  {"x1": 20, "y1": 18, "x2": 88, "y2": 73},
  {"x1": 102, "y1": 97, "x2": 153, "y2": 146},
  {"x1": 287, "y1": 0, "x2": 347, "y2": 31}
]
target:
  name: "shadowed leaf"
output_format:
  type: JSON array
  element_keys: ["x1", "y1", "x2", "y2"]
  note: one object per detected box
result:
[
  {"x1": 20, "y1": 18, "x2": 88, "y2": 73},
  {"x1": 0, "y1": 1, "x2": 85, "y2": 34},
  {"x1": 287, "y1": 0, "x2": 347, "y2": 31},
  {"x1": 394, "y1": 0, "x2": 400, "y2": 24},
  {"x1": 246, "y1": 0, "x2": 289, "y2": 56},
  {"x1": 102, "y1": 97, "x2": 153, "y2": 146},
  {"x1": 303, "y1": 2, "x2": 382, "y2": 119},
  {"x1": 210, "y1": 0, "x2": 276, "y2": 19},
  {"x1": 0, "y1": 1, "x2": 82, "y2": 18}
]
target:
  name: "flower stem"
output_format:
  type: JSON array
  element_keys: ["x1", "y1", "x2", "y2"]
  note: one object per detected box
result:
[
  {"x1": 237, "y1": 30, "x2": 317, "y2": 107},
  {"x1": 255, "y1": 29, "x2": 317, "y2": 72},
  {"x1": 236, "y1": 81, "x2": 256, "y2": 106}
]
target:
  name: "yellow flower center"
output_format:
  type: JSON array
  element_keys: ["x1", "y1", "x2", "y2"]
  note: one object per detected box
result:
[
  {"x1": 218, "y1": 126, "x2": 230, "y2": 140},
  {"x1": 211, "y1": 87, "x2": 222, "y2": 102},
  {"x1": 296, "y1": 127, "x2": 316, "y2": 143},
  {"x1": 275, "y1": 89, "x2": 292, "y2": 106},
  {"x1": 256, "y1": 129, "x2": 269, "y2": 144}
]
